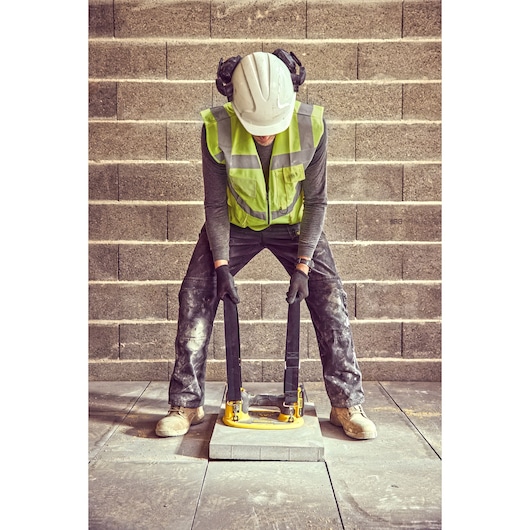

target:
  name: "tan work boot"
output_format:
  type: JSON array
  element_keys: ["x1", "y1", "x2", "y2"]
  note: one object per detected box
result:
[
  {"x1": 330, "y1": 405, "x2": 377, "y2": 440},
  {"x1": 155, "y1": 406, "x2": 205, "y2": 437}
]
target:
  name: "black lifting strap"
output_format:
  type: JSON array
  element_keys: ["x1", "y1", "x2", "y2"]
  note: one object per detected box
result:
[
  {"x1": 284, "y1": 300, "x2": 301, "y2": 405},
  {"x1": 223, "y1": 298, "x2": 242, "y2": 402}
]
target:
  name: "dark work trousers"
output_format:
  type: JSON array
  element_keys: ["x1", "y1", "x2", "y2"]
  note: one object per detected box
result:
[{"x1": 168, "y1": 223, "x2": 365, "y2": 409}]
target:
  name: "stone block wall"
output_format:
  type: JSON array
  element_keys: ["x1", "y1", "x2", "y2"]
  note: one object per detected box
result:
[{"x1": 89, "y1": 0, "x2": 442, "y2": 382}]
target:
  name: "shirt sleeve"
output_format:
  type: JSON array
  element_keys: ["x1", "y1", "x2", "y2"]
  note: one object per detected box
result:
[
  {"x1": 202, "y1": 125, "x2": 231, "y2": 262},
  {"x1": 297, "y1": 119, "x2": 328, "y2": 259}
]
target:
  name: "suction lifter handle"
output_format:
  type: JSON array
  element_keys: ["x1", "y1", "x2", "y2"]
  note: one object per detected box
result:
[
  {"x1": 284, "y1": 299, "x2": 301, "y2": 405},
  {"x1": 223, "y1": 297, "x2": 242, "y2": 402}
]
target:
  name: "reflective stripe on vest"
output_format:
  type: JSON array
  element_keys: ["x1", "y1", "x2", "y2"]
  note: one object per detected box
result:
[{"x1": 201, "y1": 101, "x2": 325, "y2": 230}]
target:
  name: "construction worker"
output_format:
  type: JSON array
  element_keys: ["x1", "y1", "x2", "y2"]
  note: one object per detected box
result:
[{"x1": 155, "y1": 50, "x2": 377, "y2": 440}]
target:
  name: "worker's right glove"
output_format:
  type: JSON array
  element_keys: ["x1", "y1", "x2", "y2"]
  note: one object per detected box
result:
[
  {"x1": 286, "y1": 269, "x2": 309, "y2": 304},
  {"x1": 216, "y1": 264, "x2": 240, "y2": 304}
]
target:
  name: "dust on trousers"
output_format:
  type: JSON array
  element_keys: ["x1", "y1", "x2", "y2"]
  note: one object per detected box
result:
[{"x1": 167, "y1": 223, "x2": 366, "y2": 409}]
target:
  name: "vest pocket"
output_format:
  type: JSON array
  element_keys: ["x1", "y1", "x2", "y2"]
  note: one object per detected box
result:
[
  {"x1": 229, "y1": 175, "x2": 257, "y2": 200},
  {"x1": 276, "y1": 164, "x2": 305, "y2": 209}
]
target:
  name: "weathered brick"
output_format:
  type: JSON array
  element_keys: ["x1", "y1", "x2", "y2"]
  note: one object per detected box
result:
[
  {"x1": 403, "y1": 0, "x2": 442, "y2": 38},
  {"x1": 89, "y1": 360, "x2": 170, "y2": 381},
  {"x1": 258, "y1": 359, "x2": 324, "y2": 383},
  {"x1": 89, "y1": 0, "x2": 114, "y2": 38},
  {"x1": 357, "y1": 204, "x2": 441, "y2": 241},
  {"x1": 168, "y1": 42, "x2": 262, "y2": 80},
  {"x1": 89, "y1": 122, "x2": 167, "y2": 161},
  {"x1": 357, "y1": 359, "x2": 441, "y2": 381},
  {"x1": 299, "y1": 359, "x2": 324, "y2": 383},
  {"x1": 331, "y1": 244, "x2": 403, "y2": 281},
  {"x1": 213, "y1": 321, "x2": 310, "y2": 360},
  {"x1": 403, "y1": 321, "x2": 441, "y2": 358},
  {"x1": 89, "y1": 41, "x2": 166, "y2": 79},
  {"x1": 114, "y1": 0, "x2": 211, "y2": 38},
  {"x1": 352, "y1": 321, "x2": 402, "y2": 357},
  {"x1": 119, "y1": 244, "x2": 193, "y2": 281},
  {"x1": 207, "y1": 359, "x2": 264, "y2": 383},
  {"x1": 241, "y1": 361, "x2": 265, "y2": 383},
  {"x1": 307, "y1": 0, "x2": 402, "y2": 39},
  {"x1": 261, "y1": 283, "x2": 311, "y2": 320},
  {"x1": 358, "y1": 42, "x2": 441, "y2": 80},
  {"x1": 89, "y1": 283, "x2": 168, "y2": 320},
  {"x1": 234, "y1": 249, "x2": 283, "y2": 281},
  {"x1": 211, "y1": 0, "x2": 306, "y2": 39},
  {"x1": 327, "y1": 163, "x2": 403, "y2": 201},
  {"x1": 228, "y1": 284, "x2": 263, "y2": 321},
  {"x1": 89, "y1": 163, "x2": 118, "y2": 200},
  {"x1": 89, "y1": 82, "x2": 117, "y2": 119},
  {"x1": 205, "y1": 359, "x2": 227, "y2": 381},
  {"x1": 89, "y1": 204, "x2": 167, "y2": 241},
  {"x1": 119, "y1": 323, "x2": 176, "y2": 360},
  {"x1": 403, "y1": 163, "x2": 441, "y2": 201},
  {"x1": 309, "y1": 83, "x2": 402, "y2": 121},
  {"x1": 213, "y1": 284, "x2": 268, "y2": 322},
  {"x1": 118, "y1": 82, "x2": 213, "y2": 121},
  {"x1": 327, "y1": 122, "x2": 356, "y2": 161},
  {"x1": 262, "y1": 359, "x2": 286, "y2": 382},
  {"x1": 168, "y1": 282, "x2": 182, "y2": 321},
  {"x1": 168, "y1": 281, "x2": 262, "y2": 323},
  {"x1": 264, "y1": 41, "x2": 358, "y2": 81},
  {"x1": 89, "y1": 243, "x2": 119, "y2": 281},
  {"x1": 167, "y1": 204, "x2": 205, "y2": 242},
  {"x1": 167, "y1": 122, "x2": 203, "y2": 162},
  {"x1": 403, "y1": 82, "x2": 441, "y2": 120},
  {"x1": 402, "y1": 244, "x2": 441, "y2": 280},
  {"x1": 89, "y1": 358, "x2": 441, "y2": 382},
  {"x1": 324, "y1": 203, "x2": 356, "y2": 241},
  {"x1": 356, "y1": 123, "x2": 441, "y2": 161},
  {"x1": 118, "y1": 162, "x2": 203, "y2": 201},
  {"x1": 89, "y1": 324, "x2": 119, "y2": 359},
  {"x1": 356, "y1": 282, "x2": 441, "y2": 319}
]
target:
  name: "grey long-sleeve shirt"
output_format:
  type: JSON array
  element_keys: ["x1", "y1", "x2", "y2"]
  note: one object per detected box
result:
[{"x1": 202, "y1": 120, "x2": 329, "y2": 262}]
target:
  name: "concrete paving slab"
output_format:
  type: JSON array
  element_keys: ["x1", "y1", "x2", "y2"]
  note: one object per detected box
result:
[
  {"x1": 89, "y1": 381, "x2": 150, "y2": 461},
  {"x1": 381, "y1": 381, "x2": 442, "y2": 456},
  {"x1": 209, "y1": 383, "x2": 325, "y2": 461},
  {"x1": 88, "y1": 380, "x2": 442, "y2": 529},
  {"x1": 192, "y1": 461, "x2": 342, "y2": 530},
  {"x1": 320, "y1": 382, "x2": 442, "y2": 529},
  {"x1": 92, "y1": 381, "x2": 226, "y2": 463},
  {"x1": 89, "y1": 459, "x2": 207, "y2": 530},
  {"x1": 329, "y1": 460, "x2": 441, "y2": 530}
]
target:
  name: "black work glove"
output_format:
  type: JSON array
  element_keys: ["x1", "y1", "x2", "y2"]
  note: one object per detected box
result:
[
  {"x1": 286, "y1": 269, "x2": 309, "y2": 304},
  {"x1": 216, "y1": 265, "x2": 240, "y2": 303}
]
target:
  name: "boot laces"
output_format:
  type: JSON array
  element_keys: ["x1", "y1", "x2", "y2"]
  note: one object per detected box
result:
[
  {"x1": 168, "y1": 406, "x2": 187, "y2": 416},
  {"x1": 348, "y1": 405, "x2": 365, "y2": 416}
]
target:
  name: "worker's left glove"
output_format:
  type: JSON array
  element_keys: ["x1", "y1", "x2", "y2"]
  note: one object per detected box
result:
[{"x1": 286, "y1": 269, "x2": 309, "y2": 304}]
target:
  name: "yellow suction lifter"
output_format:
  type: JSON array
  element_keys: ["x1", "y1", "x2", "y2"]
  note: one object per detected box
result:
[{"x1": 222, "y1": 298, "x2": 305, "y2": 430}]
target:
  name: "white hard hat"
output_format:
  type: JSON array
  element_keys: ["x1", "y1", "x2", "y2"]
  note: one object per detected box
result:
[{"x1": 231, "y1": 52, "x2": 296, "y2": 136}]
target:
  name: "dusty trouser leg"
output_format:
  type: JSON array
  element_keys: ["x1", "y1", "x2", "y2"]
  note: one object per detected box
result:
[
  {"x1": 169, "y1": 280, "x2": 218, "y2": 408},
  {"x1": 168, "y1": 224, "x2": 263, "y2": 408},
  {"x1": 262, "y1": 226, "x2": 365, "y2": 407},
  {"x1": 168, "y1": 226, "x2": 218, "y2": 408},
  {"x1": 305, "y1": 278, "x2": 364, "y2": 408}
]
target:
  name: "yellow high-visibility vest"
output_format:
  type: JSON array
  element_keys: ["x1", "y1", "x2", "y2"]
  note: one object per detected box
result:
[{"x1": 201, "y1": 100, "x2": 325, "y2": 230}]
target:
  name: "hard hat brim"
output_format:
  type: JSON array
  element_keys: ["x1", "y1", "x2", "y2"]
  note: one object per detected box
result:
[{"x1": 234, "y1": 97, "x2": 296, "y2": 136}]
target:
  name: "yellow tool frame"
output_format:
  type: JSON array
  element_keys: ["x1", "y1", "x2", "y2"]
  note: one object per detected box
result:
[
  {"x1": 222, "y1": 298, "x2": 305, "y2": 430},
  {"x1": 222, "y1": 386, "x2": 306, "y2": 429}
]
